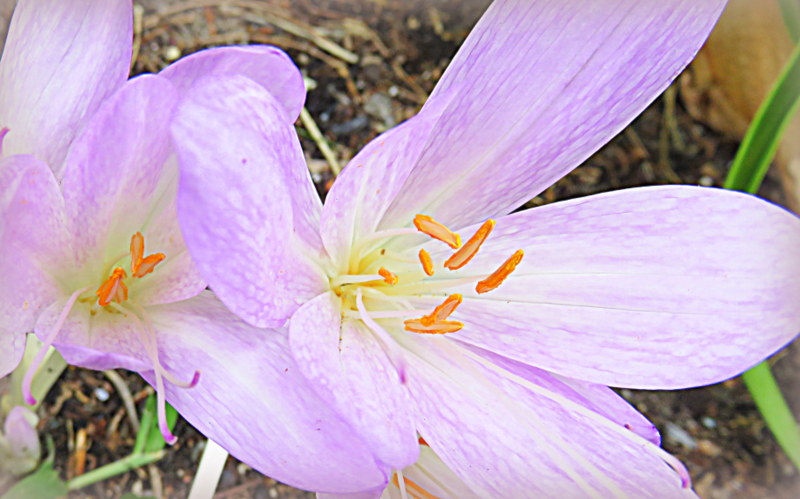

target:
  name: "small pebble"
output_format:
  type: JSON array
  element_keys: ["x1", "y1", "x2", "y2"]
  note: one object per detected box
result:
[
  {"x1": 698, "y1": 175, "x2": 714, "y2": 187},
  {"x1": 701, "y1": 416, "x2": 717, "y2": 429},
  {"x1": 163, "y1": 45, "x2": 182, "y2": 62},
  {"x1": 94, "y1": 387, "x2": 110, "y2": 402},
  {"x1": 665, "y1": 422, "x2": 697, "y2": 450}
]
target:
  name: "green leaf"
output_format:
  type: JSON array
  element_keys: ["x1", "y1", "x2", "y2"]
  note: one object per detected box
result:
[
  {"x1": 1, "y1": 460, "x2": 67, "y2": 499},
  {"x1": 723, "y1": 42, "x2": 800, "y2": 193},
  {"x1": 778, "y1": 0, "x2": 800, "y2": 43},
  {"x1": 132, "y1": 392, "x2": 179, "y2": 455}
]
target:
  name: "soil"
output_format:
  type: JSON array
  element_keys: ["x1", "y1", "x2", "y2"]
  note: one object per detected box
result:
[{"x1": 4, "y1": 1, "x2": 800, "y2": 497}]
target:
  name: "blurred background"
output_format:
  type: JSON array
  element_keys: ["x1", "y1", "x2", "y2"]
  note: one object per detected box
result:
[{"x1": 1, "y1": 0, "x2": 798, "y2": 497}]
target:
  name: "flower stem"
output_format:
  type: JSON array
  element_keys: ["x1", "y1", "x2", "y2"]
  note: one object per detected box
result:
[{"x1": 65, "y1": 451, "x2": 165, "y2": 491}]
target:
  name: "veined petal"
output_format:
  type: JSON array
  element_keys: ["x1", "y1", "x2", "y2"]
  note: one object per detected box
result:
[
  {"x1": 144, "y1": 292, "x2": 388, "y2": 493},
  {"x1": 290, "y1": 292, "x2": 419, "y2": 469},
  {"x1": 320, "y1": 87, "x2": 458, "y2": 270},
  {"x1": 400, "y1": 335, "x2": 695, "y2": 498},
  {"x1": 59, "y1": 74, "x2": 204, "y2": 306},
  {"x1": 461, "y1": 344, "x2": 660, "y2": 446},
  {"x1": 160, "y1": 45, "x2": 305, "y2": 122},
  {"x1": 35, "y1": 297, "x2": 152, "y2": 373},
  {"x1": 172, "y1": 75, "x2": 327, "y2": 328},
  {"x1": 379, "y1": 0, "x2": 726, "y2": 232},
  {"x1": 429, "y1": 186, "x2": 800, "y2": 389},
  {"x1": 0, "y1": 155, "x2": 66, "y2": 376},
  {"x1": 0, "y1": 0, "x2": 131, "y2": 174}
]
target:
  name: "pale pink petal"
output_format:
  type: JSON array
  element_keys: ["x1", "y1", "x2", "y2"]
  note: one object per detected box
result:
[
  {"x1": 377, "y1": 0, "x2": 726, "y2": 231},
  {"x1": 36, "y1": 297, "x2": 152, "y2": 373},
  {"x1": 461, "y1": 344, "x2": 660, "y2": 445},
  {"x1": 423, "y1": 186, "x2": 800, "y2": 389},
  {"x1": 290, "y1": 292, "x2": 419, "y2": 469},
  {"x1": 145, "y1": 292, "x2": 389, "y2": 493},
  {"x1": 0, "y1": 0, "x2": 131, "y2": 174},
  {"x1": 172, "y1": 75, "x2": 327, "y2": 328},
  {"x1": 0, "y1": 155, "x2": 66, "y2": 376},
  {"x1": 60, "y1": 74, "x2": 205, "y2": 307},
  {"x1": 400, "y1": 335, "x2": 695, "y2": 498},
  {"x1": 160, "y1": 45, "x2": 305, "y2": 122},
  {"x1": 320, "y1": 87, "x2": 458, "y2": 270}
]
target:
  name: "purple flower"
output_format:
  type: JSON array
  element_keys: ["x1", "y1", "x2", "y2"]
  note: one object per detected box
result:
[
  {"x1": 172, "y1": 0, "x2": 800, "y2": 495},
  {"x1": 1, "y1": 1, "x2": 388, "y2": 493}
]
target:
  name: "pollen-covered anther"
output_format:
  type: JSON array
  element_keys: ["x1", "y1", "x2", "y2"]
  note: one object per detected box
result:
[
  {"x1": 413, "y1": 214, "x2": 461, "y2": 249},
  {"x1": 444, "y1": 219, "x2": 495, "y2": 270},
  {"x1": 476, "y1": 249, "x2": 524, "y2": 294},
  {"x1": 130, "y1": 232, "x2": 165, "y2": 277},
  {"x1": 404, "y1": 318, "x2": 463, "y2": 334},
  {"x1": 96, "y1": 267, "x2": 128, "y2": 306},
  {"x1": 378, "y1": 267, "x2": 399, "y2": 285},
  {"x1": 418, "y1": 248, "x2": 435, "y2": 276}
]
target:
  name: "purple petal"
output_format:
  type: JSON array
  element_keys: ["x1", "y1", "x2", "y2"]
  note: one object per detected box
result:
[
  {"x1": 145, "y1": 292, "x2": 389, "y2": 493},
  {"x1": 36, "y1": 297, "x2": 152, "y2": 373},
  {"x1": 462, "y1": 344, "x2": 660, "y2": 445},
  {"x1": 290, "y1": 292, "x2": 419, "y2": 469},
  {"x1": 0, "y1": 0, "x2": 131, "y2": 175},
  {"x1": 0, "y1": 155, "x2": 66, "y2": 376},
  {"x1": 160, "y1": 45, "x2": 305, "y2": 122},
  {"x1": 425, "y1": 186, "x2": 800, "y2": 389},
  {"x1": 320, "y1": 87, "x2": 458, "y2": 269},
  {"x1": 60, "y1": 74, "x2": 205, "y2": 307},
  {"x1": 172, "y1": 75, "x2": 327, "y2": 327},
  {"x1": 377, "y1": 0, "x2": 726, "y2": 231},
  {"x1": 401, "y1": 335, "x2": 695, "y2": 497}
]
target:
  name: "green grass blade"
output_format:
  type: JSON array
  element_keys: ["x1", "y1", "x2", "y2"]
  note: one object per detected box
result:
[
  {"x1": 724, "y1": 42, "x2": 800, "y2": 193},
  {"x1": 741, "y1": 363, "x2": 800, "y2": 468},
  {"x1": 778, "y1": 0, "x2": 800, "y2": 42}
]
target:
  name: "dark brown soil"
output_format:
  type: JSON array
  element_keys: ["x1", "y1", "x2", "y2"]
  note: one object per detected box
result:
[{"x1": 6, "y1": 1, "x2": 800, "y2": 497}]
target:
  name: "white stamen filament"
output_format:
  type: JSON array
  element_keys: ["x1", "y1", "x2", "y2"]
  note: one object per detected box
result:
[
  {"x1": 355, "y1": 289, "x2": 408, "y2": 383},
  {"x1": 330, "y1": 273, "x2": 384, "y2": 287},
  {"x1": 111, "y1": 302, "x2": 199, "y2": 445},
  {"x1": 343, "y1": 309, "x2": 429, "y2": 319},
  {"x1": 396, "y1": 469, "x2": 409, "y2": 499},
  {"x1": 22, "y1": 286, "x2": 92, "y2": 405}
]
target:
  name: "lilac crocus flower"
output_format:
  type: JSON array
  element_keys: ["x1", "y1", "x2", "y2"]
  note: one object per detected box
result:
[
  {"x1": 173, "y1": 0, "x2": 800, "y2": 495},
  {"x1": 0, "y1": 0, "x2": 131, "y2": 376},
  {"x1": 0, "y1": 1, "x2": 388, "y2": 493}
]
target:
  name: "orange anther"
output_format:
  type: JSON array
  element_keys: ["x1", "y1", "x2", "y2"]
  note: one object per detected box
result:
[
  {"x1": 130, "y1": 232, "x2": 144, "y2": 275},
  {"x1": 418, "y1": 249, "x2": 434, "y2": 276},
  {"x1": 96, "y1": 267, "x2": 128, "y2": 306},
  {"x1": 444, "y1": 219, "x2": 495, "y2": 270},
  {"x1": 418, "y1": 436, "x2": 429, "y2": 446},
  {"x1": 403, "y1": 318, "x2": 463, "y2": 334},
  {"x1": 476, "y1": 249, "x2": 524, "y2": 294},
  {"x1": 130, "y1": 232, "x2": 165, "y2": 278},
  {"x1": 413, "y1": 214, "x2": 461, "y2": 249},
  {"x1": 133, "y1": 253, "x2": 165, "y2": 278},
  {"x1": 378, "y1": 267, "x2": 398, "y2": 285},
  {"x1": 430, "y1": 293, "x2": 462, "y2": 322}
]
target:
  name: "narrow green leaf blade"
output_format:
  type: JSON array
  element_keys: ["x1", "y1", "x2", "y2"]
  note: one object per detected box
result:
[{"x1": 724, "y1": 42, "x2": 800, "y2": 193}]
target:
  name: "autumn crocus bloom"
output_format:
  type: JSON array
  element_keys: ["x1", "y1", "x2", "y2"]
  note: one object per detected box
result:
[
  {"x1": 174, "y1": 0, "x2": 800, "y2": 495},
  {"x1": 0, "y1": 1, "x2": 390, "y2": 493}
]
